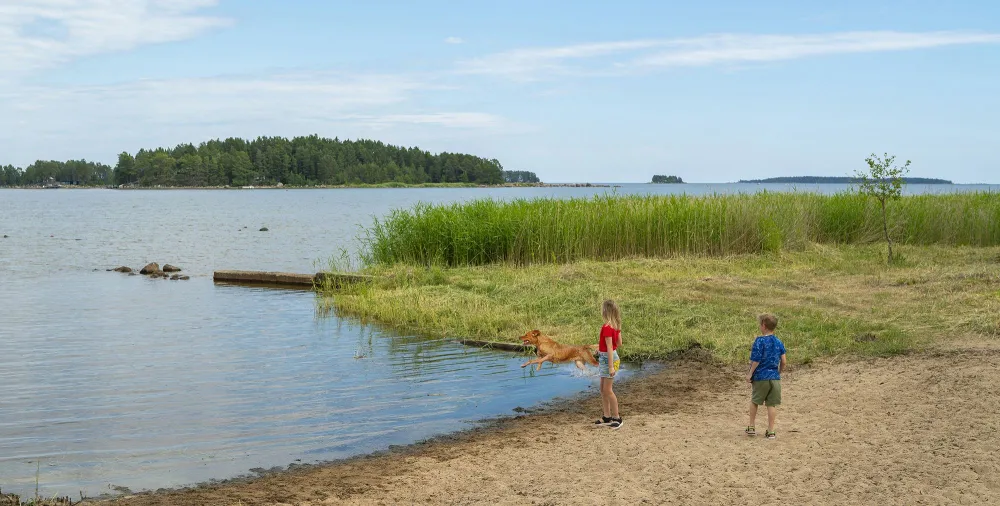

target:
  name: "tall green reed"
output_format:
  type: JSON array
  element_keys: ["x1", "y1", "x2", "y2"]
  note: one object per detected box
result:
[{"x1": 360, "y1": 192, "x2": 1000, "y2": 267}]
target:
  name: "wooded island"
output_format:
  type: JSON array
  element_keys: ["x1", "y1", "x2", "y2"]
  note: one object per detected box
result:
[{"x1": 0, "y1": 135, "x2": 539, "y2": 188}]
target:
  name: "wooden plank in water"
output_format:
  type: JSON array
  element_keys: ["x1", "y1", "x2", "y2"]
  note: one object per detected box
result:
[
  {"x1": 213, "y1": 270, "x2": 316, "y2": 287},
  {"x1": 213, "y1": 270, "x2": 375, "y2": 289}
]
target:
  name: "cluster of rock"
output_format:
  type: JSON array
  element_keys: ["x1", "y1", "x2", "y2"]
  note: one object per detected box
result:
[{"x1": 108, "y1": 263, "x2": 190, "y2": 280}]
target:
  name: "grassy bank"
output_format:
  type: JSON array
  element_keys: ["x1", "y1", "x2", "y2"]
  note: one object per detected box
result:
[
  {"x1": 322, "y1": 244, "x2": 1000, "y2": 364},
  {"x1": 361, "y1": 192, "x2": 1000, "y2": 266}
]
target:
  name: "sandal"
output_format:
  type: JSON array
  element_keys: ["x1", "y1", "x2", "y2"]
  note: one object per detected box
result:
[
  {"x1": 745, "y1": 426, "x2": 756, "y2": 437},
  {"x1": 765, "y1": 431, "x2": 776, "y2": 440}
]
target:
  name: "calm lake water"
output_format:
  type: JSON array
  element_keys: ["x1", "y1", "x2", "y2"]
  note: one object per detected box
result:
[{"x1": 0, "y1": 183, "x2": 994, "y2": 498}]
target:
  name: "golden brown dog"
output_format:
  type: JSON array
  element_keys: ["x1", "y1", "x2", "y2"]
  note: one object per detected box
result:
[{"x1": 519, "y1": 330, "x2": 599, "y2": 371}]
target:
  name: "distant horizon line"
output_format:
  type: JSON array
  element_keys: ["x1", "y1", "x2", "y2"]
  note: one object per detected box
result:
[{"x1": 544, "y1": 180, "x2": 995, "y2": 185}]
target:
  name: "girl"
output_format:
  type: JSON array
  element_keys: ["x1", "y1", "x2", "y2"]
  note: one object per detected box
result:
[{"x1": 594, "y1": 299, "x2": 623, "y2": 429}]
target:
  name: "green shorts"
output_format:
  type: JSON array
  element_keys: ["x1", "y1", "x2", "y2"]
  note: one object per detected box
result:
[{"x1": 751, "y1": 380, "x2": 781, "y2": 406}]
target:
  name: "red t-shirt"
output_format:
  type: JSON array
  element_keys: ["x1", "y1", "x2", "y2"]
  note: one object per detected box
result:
[{"x1": 598, "y1": 324, "x2": 621, "y2": 352}]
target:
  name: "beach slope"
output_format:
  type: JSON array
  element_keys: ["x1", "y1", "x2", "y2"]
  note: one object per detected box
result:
[{"x1": 99, "y1": 341, "x2": 1000, "y2": 505}]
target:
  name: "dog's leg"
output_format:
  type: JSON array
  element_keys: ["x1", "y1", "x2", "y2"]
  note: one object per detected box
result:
[
  {"x1": 574, "y1": 360, "x2": 585, "y2": 370},
  {"x1": 535, "y1": 354, "x2": 553, "y2": 372},
  {"x1": 521, "y1": 353, "x2": 547, "y2": 368}
]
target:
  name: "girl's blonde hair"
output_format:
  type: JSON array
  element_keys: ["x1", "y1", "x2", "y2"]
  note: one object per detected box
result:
[{"x1": 602, "y1": 299, "x2": 621, "y2": 330}]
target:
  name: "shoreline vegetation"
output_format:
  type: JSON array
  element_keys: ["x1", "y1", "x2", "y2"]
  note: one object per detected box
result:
[
  {"x1": 321, "y1": 191, "x2": 1000, "y2": 365},
  {"x1": 0, "y1": 181, "x2": 605, "y2": 190},
  {"x1": 324, "y1": 244, "x2": 1000, "y2": 364},
  {"x1": 738, "y1": 176, "x2": 953, "y2": 184},
  {"x1": 0, "y1": 134, "x2": 541, "y2": 188},
  {"x1": 359, "y1": 192, "x2": 1000, "y2": 266}
]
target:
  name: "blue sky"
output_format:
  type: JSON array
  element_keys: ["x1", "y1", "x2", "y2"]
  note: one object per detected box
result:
[{"x1": 1, "y1": 1, "x2": 998, "y2": 183}]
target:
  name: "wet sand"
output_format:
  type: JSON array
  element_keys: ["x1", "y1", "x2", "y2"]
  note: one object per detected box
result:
[{"x1": 92, "y1": 342, "x2": 1000, "y2": 505}]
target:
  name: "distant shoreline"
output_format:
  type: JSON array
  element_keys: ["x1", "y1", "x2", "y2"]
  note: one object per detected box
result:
[
  {"x1": 737, "y1": 176, "x2": 954, "y2": 184},
  {"x1": 0, "y1": 182, "x2": 612, "y2": 190},
  {"x1": 3, "y1": 181, "x2": 993, "y2": 190}
]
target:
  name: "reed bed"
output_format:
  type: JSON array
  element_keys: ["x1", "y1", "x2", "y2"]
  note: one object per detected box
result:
[{"x1": 360, "y1": 192, "x2": 1000, "y2": 267}]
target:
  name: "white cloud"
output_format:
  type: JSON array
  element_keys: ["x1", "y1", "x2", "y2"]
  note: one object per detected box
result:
[
  {"x1": 5, "y1": 73, "x2": 423, "y2": 125},
  {"x1": 347, "y1": 112, "x2": 505, "y2": 129},
  {"x1": 444, "y1": 36, "x2": 464, "y2": 44},
  {"x1": 633, "y1": 31, "x2": 1000, "y2": 68},
  {"x1": 458, "y1": 40, "x2": 661, "y2": 79},
  {"x1": 459, "y1": 31, "x2": 1000, "y2": 80},
  {"x1": 0, "y1": 0, "x2": 231, "y2": 75},
  {"x1": 0, "y1": 72, "x2": 509, "y2": 165}
]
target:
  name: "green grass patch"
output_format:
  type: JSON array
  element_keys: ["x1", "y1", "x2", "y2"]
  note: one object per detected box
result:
[{"x1": 321, "y1": 245, "x2": 1000, "y2": 364}]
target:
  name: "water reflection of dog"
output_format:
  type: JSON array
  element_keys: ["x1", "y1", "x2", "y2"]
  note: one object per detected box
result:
[{"x1": 519, "y1": 330, "x2": 599, "y2": 371}]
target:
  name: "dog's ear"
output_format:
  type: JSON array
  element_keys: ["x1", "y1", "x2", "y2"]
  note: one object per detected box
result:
[{"x1": 531, "y1": 330, "x2": 541, "y2": 336}]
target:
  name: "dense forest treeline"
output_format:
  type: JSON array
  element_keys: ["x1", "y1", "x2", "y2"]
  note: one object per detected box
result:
[
  {"x1": 0, "y1": 135, "x2": 521, "y2": 187},
  {"x1": 2, "y1": 160, "x2": 112, "y2": 186},
  {"x1": 738, "y1": 176, "x2": 953, "y2": 184}
]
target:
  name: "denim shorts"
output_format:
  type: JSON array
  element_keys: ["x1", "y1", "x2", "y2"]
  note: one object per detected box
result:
[{"x1": 598, "y1": 351, "x2": 620, "y2": 378}]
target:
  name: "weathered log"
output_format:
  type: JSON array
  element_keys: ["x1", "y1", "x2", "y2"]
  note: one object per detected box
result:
[{"x1": 213, "y1": 270, "x2": 374, "y2": 289}]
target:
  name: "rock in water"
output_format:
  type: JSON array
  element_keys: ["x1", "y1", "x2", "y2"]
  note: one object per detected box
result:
[
  {"x1": 259, "y1": 227, "x2": 269, "y2": 232},
  {"x1": 170, "y1": 274, "x2": 180, "y2": 280},
  {"x1": 163, "y1": 264, "x2": 182, "y2": 273},
  {"x1": 179, "y1": 275, "x2": 190, "y2": 280},
  {"x1": 139, "y1": 262, "x2": 161, "y2": 275},
  {"x1": 113, "y1": 266, "x2": 133, "y2": 273}
]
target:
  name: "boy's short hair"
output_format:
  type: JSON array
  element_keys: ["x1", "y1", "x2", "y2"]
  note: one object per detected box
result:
[{"x1": 758, "y1": 313, "x2": 778, "y2": 331}]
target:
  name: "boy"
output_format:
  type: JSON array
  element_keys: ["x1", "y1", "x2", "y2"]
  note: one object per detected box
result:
[{"x1": 745, "y1": 313, "x2": 786, "y2": 440}]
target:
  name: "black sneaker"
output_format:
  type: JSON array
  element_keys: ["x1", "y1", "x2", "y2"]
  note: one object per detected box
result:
[
  {"x1": 607, "y1": 417, "x2": 623, "y2": 429},
  {"x1": 593, "y1": 416, "x2": 612, "y2": 426}
]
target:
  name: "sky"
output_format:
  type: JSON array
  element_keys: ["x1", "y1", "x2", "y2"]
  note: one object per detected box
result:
[{"x1": 1, "y1": 0, "x2": 998, "y2": 183}]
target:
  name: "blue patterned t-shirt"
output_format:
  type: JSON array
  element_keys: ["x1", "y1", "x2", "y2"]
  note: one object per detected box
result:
[{"x1": 750, "y1": 334, "x2": 786, "y2": 381}]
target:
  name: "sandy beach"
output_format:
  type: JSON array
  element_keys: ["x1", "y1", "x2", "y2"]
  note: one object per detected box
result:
[{"x1": 92, "y1": 338, "x2": 1000, "y2": 506}]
